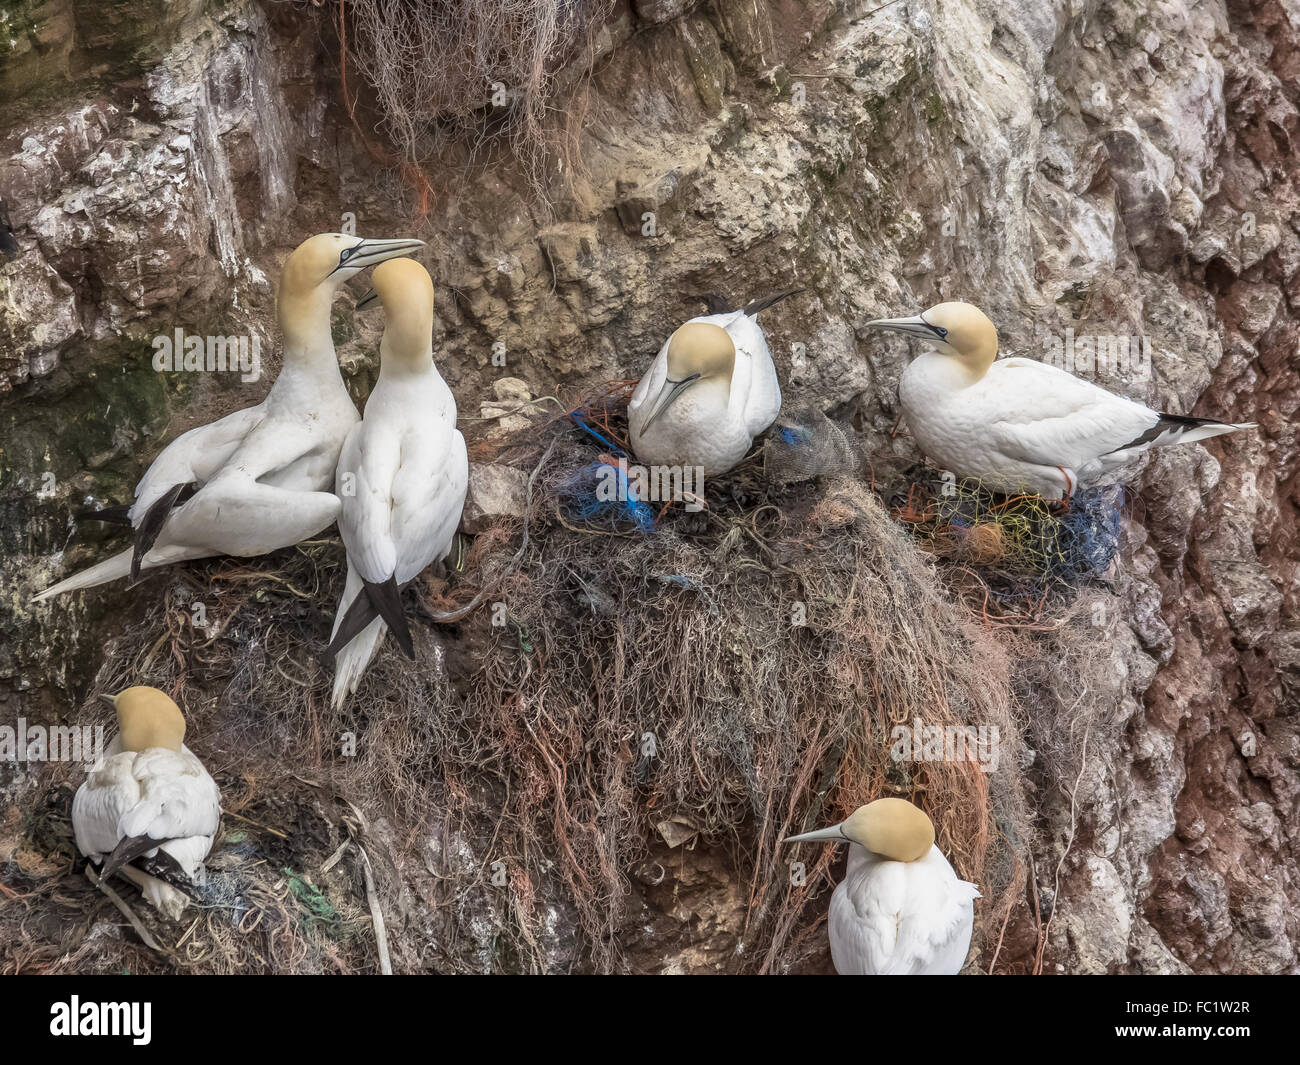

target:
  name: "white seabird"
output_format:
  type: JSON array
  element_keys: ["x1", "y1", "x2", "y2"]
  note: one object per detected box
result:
[
  {"x1": 33, "y1": 232, "x2": 424, "y2": 602},
  {"x1": 628, "y1": 291, "x2": 800, "y2": 475},
  {"x1": 73, "y1": 686, "x2": 222, "y2": 920},
  {"x1": 784, "y1": 797, "x2": 980, "y2": 975},
  {"x1": 866, "y1": 301, "x2": 1255, "y2": 500},
  {"x1": 325, "y1": 258, "x2": 468, "y2": 709}
]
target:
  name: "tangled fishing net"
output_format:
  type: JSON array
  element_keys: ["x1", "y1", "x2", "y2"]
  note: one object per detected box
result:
[
  {"x1": 763, "y1": 404, "x2": 866, "y2": 485},
  {"x1": 4, "y1": 389, "x2": 1132, "y2": 974},
  {"x1": 888, "y1": 469, "x2": 1124, "y2": 606}
]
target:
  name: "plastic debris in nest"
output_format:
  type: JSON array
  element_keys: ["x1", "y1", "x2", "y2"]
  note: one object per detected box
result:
[
  {"x1": 892, "y1": 469, "x2": 1123, "y2": 593},
  {"x1": 556, "y1": 456, "x2": 656, "y2": 533},
  {"x1": 763, "y1": 404, "x2": 865, "y2": 484},
  {"x1": 551, "y1": 382, "x2": 703, "y2": 535}
]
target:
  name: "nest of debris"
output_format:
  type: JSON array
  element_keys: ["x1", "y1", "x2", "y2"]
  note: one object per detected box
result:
[{"x1": 2, "y1": 388, "x2": 1128, "y2": 974}]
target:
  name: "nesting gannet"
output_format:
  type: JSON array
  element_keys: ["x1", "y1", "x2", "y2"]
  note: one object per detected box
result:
[
  {"x1": 783, "y1": 797, "x2": 980, "y2": 975},
  {"x1": 628, "y1": 291, "x2": 800, "y2": 475},
  {"x1": 866, "y1": 301, "x2": 1255, "y2": 500},
  {"x1": 73, "y1": 686, "x2": 222, "y2": 920},
  {"x1": 324, "y1": 258, "x2": 468, "y2": 708},
  {"x1": 33, "y1": 233, "x2": 425, "y2": 602}
]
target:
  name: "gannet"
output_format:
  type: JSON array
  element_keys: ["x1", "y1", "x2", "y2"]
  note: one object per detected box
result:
[
  {"x1": 73, "y1": 686, "x2": 222, "y2": 921},
  {"x1": 866, "y1": 301, "x2": 1255, "y2": 500},
  {"x1": 33, "y1": 232, "x2": 425, "y2": 602},
  {"x1": 783, "y1": 797, "x2": 980, "y2": 975},
  {"x1": 628, "y1": 291, "x2": 800, "y2": 475},
  {"x1": 325, "y1": 258, "x2": 468, "y2": 709}
]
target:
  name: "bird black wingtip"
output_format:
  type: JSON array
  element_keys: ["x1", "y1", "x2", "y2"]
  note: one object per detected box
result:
[
  {"x1": 703, "y1": 291, "x2": 733, "y2": 315},
  {"x1": 741, "y1": 287, "x2": 805, "y2": 317},
  {"x1": 76, "y1": 503, "x2": 133, "y2": 526}
]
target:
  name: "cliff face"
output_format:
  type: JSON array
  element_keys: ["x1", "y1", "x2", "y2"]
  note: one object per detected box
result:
[{"x1": 0, "y1": 0, "x2": 1295, "y2": 972}]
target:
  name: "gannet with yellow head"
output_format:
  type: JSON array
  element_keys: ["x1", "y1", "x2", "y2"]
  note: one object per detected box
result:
[
  {"x1": 784, "y1": 797, "x2": 980, "y2": 975},
  {"x1": 325, "y1": 258, "x2": 468, "y2": 708},
  {"x1": 867, "y1": 301, "x2": 1255, "y2": 500},
  {"x1": 628, "y1": 291, "x2": 800, "y2": 475},
  {"x1": 33, "y1": 232, "x2": 425, "y2": 602},
  {"x1": 72, "y1": 686, "x2": 222, "y2": 920}
]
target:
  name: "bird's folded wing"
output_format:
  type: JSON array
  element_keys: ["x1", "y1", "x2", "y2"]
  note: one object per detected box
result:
[
  {"x1": 719, "y1": 315, "x2": 780, "y2": 436},
  {"x1": 986, "y1": 359, "x2": 1157, "y2": 469},
  {"x1": 855, "y1": 882, "x2": 975, "y2": 975},
  {"x1": 73, "y1": 757, "x2": 143, "y2": 858},
  {"x1": 337, "y1": 428, "x2": 401, "y2": 585},
  {"x1": 74, "y1": 750, "x2": 220, "y2": 862},
  {"x1": 890, "y1": 877, "x2": 980, "y2": 974},
  {"x1": 154, "y1": 473, "x2": 341, "y2": 560},
  {"x1": 390, "y1": 431, "x2": 469, "y2": 582},
  {"x1": 118, "y1": 750, "x2": 222, "y2": 843},
  {"x1": 132, "y1": 405, "x2": 264, "y2": 520},
  {"x1": 839, "y1": 856, "x2": 978, "y2": 975}
]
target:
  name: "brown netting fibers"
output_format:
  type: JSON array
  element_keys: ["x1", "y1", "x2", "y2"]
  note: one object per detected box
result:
[
  {"x1": 340, "y1": 0, "x2": 615, "y2": 203},
  {"x1": 5, "y1": 394, "x2": 1132, "y2": 974}
]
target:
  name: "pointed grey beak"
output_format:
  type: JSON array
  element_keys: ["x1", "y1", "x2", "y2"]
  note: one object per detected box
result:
[
  {"x1": 355, "y1": 288, "x2": 380, "y2": 312},
  {"x1": 98, "y1": 693, "x2": 117, "y2": 707},
  {"x1": 330, "y1": 237, "x2": 425, "y2": 276},
  {"x1": 866, "y1": 313, "x2": 947, "y2": 342},
  {"x1": 639, "y1": 374, "x2": 701, "y2": 431},
  {"x1": 782, "y1": 822, "x2": 849, "y2": 845}
]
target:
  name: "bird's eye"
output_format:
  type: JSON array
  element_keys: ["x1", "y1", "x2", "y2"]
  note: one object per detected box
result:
[
  {"x1": 339, "y1": 247, "x2": 355, "y2": 264},
  {"x1": 937, "y1": 327, "x2": 948, "y2": 338}
]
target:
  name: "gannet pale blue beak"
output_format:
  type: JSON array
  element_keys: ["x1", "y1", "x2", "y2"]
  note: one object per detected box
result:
[
  {"x1": 865, "y1": 313, "x2": 950, "y2": 344},
  {"x1": 328, "y1": 237, "x2": 425, "y2": 278},
  {"x1": 639, "y1": 373, "x2": 702, "y2": 431},
  {"x1": 355, "y1": 288, "x2": 380, "y2": 311},
  {"x1": 99, "y1": 693, "x2": 117, "y2": 708},
  {"x1": 782, "y1": 822, "x2": 850, "y2": 845}
]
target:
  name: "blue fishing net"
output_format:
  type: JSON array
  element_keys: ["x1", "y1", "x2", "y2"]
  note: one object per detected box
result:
[
  {"x1": 898, "y1": 473, "x2": 1124, "y2": 594},
  {"x1": 557, "y1": 460, "x2": 656, "y2": 533}
]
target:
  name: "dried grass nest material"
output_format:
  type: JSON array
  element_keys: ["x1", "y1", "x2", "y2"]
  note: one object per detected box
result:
[{"x1": 3, "y1": 394, "x2": 1123, "y2": 973}]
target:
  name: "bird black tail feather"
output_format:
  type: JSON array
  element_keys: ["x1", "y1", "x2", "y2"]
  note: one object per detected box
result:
[
  {"x1": 704, "y1": 291, "x2": 733, "y2": 315},
  {"x1": 703, "y1": 288, "x2": 804, "y2": 317},
  {"x1": 1110, "y1": 413, "x2": 1253, "y2": 453},
  {"x1": 99, "y1": 833, "x2": 177, "y2": 882},
  {"x1": 325, "y1": 575, "x2": 415, "y2": 660}
]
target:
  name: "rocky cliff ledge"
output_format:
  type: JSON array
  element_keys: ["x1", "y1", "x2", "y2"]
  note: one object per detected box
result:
[{"x1": 0, "y1": 0, "x2": 1295, "y2": 973}]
